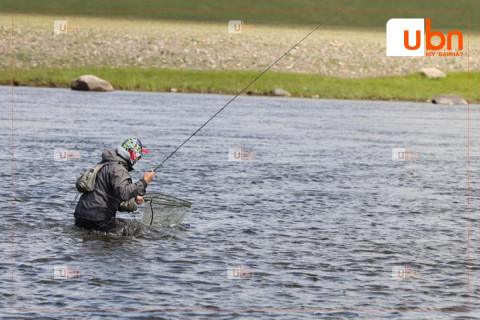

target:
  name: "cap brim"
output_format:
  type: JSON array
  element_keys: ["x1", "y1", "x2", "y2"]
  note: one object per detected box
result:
[{"x1": 141, "y1": 148, "x2": 149, "y2": 154}]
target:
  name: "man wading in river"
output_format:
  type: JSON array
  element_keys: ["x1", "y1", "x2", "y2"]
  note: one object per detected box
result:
[{"x1": 74, "y1": 138, "x2": 155, "y2": 234}]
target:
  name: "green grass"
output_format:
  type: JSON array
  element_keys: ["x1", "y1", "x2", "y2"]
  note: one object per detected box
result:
[
  {"x1": 2, "y1": 0, "x2": 476, "y2": 31},
  {"x1": 1, "y1": 67, "x2": 476, "y2": 103}
]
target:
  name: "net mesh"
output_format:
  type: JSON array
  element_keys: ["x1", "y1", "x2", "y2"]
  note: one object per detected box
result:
[{"x1": 142, "y1": 192, "x2": 192, "y2": 227}]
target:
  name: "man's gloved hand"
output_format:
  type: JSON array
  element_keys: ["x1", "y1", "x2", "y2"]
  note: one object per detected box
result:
[{"x1": 136, "y1": 195, "x2": 145, "y2": 204}]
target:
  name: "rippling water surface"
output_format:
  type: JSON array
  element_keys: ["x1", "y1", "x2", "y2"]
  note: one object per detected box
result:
[{"x1": 1, "y1": 86, "x2": 479, "y2": 319}]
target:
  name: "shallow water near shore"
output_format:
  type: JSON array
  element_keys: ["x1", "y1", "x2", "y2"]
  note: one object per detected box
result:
[{"x1": 1, "y1": 86, "x2": 479, "y2": 319}]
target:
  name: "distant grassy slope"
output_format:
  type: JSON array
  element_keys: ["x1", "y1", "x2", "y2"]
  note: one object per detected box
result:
[
  {"x1": 1, "y1": 0, "x2": 476, "y2": 31},
  {"x1": 1, "y1": 67, "x2": 476, "y2": 103}
]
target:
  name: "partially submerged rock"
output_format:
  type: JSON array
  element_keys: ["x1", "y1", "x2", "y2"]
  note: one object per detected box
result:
[
  {"x1": 71, "y1": 75, "x2": 114, "y2": 92},
  {"x1": 432, "y1": 94, "x2": 467, "y2": 105},
  {"x1": 420, "y1": 68, "x2": 446, "y2": 79},
  {"x1": 271, "y1": 88, "x2": 291, "y2": 97}
]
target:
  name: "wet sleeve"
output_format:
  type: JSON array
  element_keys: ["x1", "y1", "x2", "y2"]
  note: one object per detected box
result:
[
  {"x1": 112, "y1": 166, "x2": 147, "y2": 202},
  {"x1": 119, "y1": 198, "x2": 138, "y2": 212}
]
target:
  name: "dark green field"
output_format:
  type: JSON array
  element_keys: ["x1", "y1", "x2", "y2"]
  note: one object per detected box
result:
[{"x1": 2, "y1": 0, "x2": 476, "y2": 31}]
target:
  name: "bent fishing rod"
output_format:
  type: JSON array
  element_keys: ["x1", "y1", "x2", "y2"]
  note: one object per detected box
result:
[
  {"x1": 152, "y1": 6, "x2": 353, "y2": 172},
  {"x1": 151, "y1": 32, "x2": 315, "y2": 172}
]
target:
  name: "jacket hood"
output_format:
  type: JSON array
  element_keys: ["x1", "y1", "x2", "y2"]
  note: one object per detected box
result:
[{"x1": 101, "y1": 149, "x2": 134, "y2": 171}]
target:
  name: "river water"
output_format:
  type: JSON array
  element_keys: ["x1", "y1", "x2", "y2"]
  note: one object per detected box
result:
[{"x1": 1, "y1": 86, "x2": 479, "y2": 319}]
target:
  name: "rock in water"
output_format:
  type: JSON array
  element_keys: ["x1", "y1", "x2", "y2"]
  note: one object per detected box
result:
[
  {"x1": 272, "y1": 88, "x2": 291, "y2": 97},
  {"x1": 420, "y1": 68, "x2": 446, "y2": 79},
  {"x1": 71, "y1": 75, "x2": 114, "y2": 92},
  {"x1": 432, "y1": 94, "x2": 467, "y2": 105}
]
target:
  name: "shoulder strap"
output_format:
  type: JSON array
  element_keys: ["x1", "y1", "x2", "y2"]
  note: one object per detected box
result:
[{"x1": 97, "y1": 161, "x2": 123, "y2": 169}]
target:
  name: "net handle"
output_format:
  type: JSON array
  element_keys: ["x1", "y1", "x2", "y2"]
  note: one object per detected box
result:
[{"x1": 148, "y1": 199, "x2": 154, "y2": 226}]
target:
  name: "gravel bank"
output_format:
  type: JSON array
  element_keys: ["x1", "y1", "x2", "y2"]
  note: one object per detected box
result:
[{"x1": 1, "y1": 14, "x2": 477, "y2": 77}]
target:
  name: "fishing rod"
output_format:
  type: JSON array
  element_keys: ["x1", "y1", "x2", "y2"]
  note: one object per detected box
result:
[
  {"x1": 152, "y1": 5, "x2": 354, "y2": 172},
  {"x1": 152, "y1": 33, "x2": 312, "y2": 172}
]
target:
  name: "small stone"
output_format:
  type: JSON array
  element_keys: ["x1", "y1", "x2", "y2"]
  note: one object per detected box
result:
[
  {"x1": 170, "y1": 88, "x2": 178, "y2": 93},
  {"x1": 271, "y1": 88, "x2": 291, "y2": 97},
  {"x1": 311, "y1": 94, "x2": 319, "y2": 99},
  {"x1": 432, "y1": 94, "x2": 467, "y2": 105},
  {"x1": 420, "y1": 68, "x2": 446, "y2": 79}
]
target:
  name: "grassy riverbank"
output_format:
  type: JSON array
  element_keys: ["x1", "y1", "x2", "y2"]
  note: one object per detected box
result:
[
  {"x1": 1, "y1": 4, "x2": 477, "y2": 103},
  {"x1": 2, "y1": 67, "x2": 476, "y2": 102}
]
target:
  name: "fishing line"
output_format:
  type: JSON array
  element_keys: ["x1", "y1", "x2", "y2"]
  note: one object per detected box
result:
[{"x1": 153, "y1": 4, "x2": 354, "y2": 172}]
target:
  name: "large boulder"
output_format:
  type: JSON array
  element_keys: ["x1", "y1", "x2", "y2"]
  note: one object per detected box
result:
[
  {"x1": 420, "y1": 68, "x2": 446, "y2": 79},
  {"x1": 432, "y1": 94, "x2": 467, "y2": 105},
  {"x1": 71, "y1": 75, "x2": 114, "y2": 92},
  {"x1": 271, "y1": 88, "x2": 291, "y2": 97}
]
